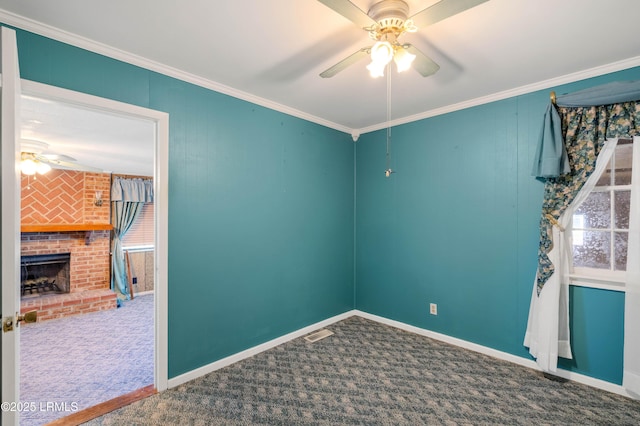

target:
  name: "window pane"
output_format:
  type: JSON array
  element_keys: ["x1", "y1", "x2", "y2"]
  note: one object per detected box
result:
[
  {"x1": 596, "y1": 157, "x2": 612, "y2": 186},
  {"x1": 614, "y1": 190, "x2": 630, "y2": 229},
  {"x1": 574, "y1": 192, "x2": 610, "y2": 229},
  {"x1": 573, "y1": 230, "x2": 611, "y2": 269},
  {"x1": 122, "y1": 202, "x2": 155, "y2": 247},
  {"x1": 614, "y1": 232, "x2": 628, "y2": 271},
  {"x1": 614, "y1": 143, "x2": 633, "y2": 185}
]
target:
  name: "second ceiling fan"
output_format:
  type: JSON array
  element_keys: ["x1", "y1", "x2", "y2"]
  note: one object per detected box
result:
[{"x1": 318, "y1": 0, "x2": 488, "y2": 78}]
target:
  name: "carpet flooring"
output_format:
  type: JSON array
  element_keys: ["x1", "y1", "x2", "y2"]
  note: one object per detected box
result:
[
  {"x1": 20, "y1": 294, "x2": 154, "y2": 426},
  {"x1": 86, "y1": 315, "x2": 640, "y2": 425}
]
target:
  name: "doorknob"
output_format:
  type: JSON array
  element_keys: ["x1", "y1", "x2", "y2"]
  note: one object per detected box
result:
[
  {"x1": 18, "y1": 310, "x2": 38, "y2": 324},
  {"x1": 3, "y1": 311, "x2": 38, "y2": 332}
]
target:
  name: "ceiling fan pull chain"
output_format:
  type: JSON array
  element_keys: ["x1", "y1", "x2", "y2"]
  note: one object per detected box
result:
[{"x1": 385, "y1": 67, "x2": 393, "y2": 175}]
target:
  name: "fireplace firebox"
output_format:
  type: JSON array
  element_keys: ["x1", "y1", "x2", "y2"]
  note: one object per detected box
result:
[{"x1": 20, "y1": 253, "x2": 71, "y2": 297}]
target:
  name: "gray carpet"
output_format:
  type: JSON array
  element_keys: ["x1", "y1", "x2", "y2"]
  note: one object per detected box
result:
[
  {"x1": 20, "y1": 294, "x2": 154, "y2": 426},
  {"x1": 86, "y1": 315, "x2": 640, "y2": 425}
]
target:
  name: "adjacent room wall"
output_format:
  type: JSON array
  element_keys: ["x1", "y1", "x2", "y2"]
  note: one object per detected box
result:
[
  {"x1": 355, "y1": 66, "x2": 640, "y2": 385},
  {"x1": 12, "y1": 28, "x2": 356, "y2": 378}
]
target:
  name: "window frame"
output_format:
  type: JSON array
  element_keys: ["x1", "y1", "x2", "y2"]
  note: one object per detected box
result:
[{"x1": 568, "y1": 138, "x2": 635, "y2": 293}]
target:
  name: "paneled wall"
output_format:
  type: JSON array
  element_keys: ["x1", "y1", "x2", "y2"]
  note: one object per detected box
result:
[
  {"x1": 13, "y1": 27, "x2": 355, "y2": 378},
  {"x1": 127, "y1": 249, "x2": 154, "y2": 294},
  {"x1": 355, "y1": 66, "x2": 640, "y2": 385},
  {"x1": 9, "y1": 22, "x2": 640, "y2": 386}
]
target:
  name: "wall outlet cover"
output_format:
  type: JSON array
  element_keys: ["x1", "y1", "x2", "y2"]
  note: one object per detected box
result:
[{"x1": 430, "y1": 303, "x2": 437, "y2": 315}]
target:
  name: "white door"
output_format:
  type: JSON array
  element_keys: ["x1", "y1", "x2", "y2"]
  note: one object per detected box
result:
[{"x1": 1, "y1": 26, "x2": 23, "y2": 426}]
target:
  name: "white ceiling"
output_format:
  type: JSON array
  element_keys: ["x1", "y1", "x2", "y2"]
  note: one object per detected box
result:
[
  {"x1": 3, "y1": 0, "x2": 640, "y2": 174},
  {"x1": 20, "y1": 95, "x2": 155, "y2": 176}
]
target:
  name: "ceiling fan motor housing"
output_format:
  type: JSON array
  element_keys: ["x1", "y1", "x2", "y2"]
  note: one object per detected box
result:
[
  {"x1": 368, "y1": 0, "x2": 410, "y2": 37},
  {"x1": 20, "y1": 139, "x2": 49, "y2": 154}
]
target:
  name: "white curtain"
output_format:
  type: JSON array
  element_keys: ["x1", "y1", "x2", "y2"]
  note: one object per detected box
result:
[
  {"x1": 623, "y1": 136, "x2": 640, "y2": 395},
  {"x1": 524, "y1": 139, "x2": 618, "y2": 372}
]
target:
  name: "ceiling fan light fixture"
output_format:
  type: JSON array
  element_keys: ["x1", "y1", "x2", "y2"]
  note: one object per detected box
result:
[
  {"x1": 393, "y1": 46, "x2": 416, "y2": 73},
  {"x1": 20, "y1": 151, "x2": 52, "y2": 175},
  {"x1": 36, "y1": 161, "x2": 51, "y2": 175},
  {"x1": 20, "y1": 157, "x2": 38, "y2": 175},
  {"x1": 370, "y1": 41, "x2": 394, "y2": 65},
  {"x1": 366, "y1": 60, "x2": 386, "y2": 78},
  {"x1": 367, "y1": 40, "x2": 394, "y2": 78}
]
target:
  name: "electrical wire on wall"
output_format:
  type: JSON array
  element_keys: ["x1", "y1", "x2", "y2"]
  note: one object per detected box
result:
[{"x1": 384, "y1": 66, "x2": 394, "y2": 178}]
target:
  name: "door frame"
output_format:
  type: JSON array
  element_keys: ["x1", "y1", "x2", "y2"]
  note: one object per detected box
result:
[
  {"x1": 11, "y1": 79, "x2": 169, "y2": 398},
  {"x1": 1, "y1": 26, "x2": 23, "y2": 426}
]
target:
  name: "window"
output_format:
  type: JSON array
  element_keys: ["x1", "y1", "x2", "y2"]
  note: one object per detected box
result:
[
  {"x1": 121, "y1": 202, "x2": 155, "y2": 249},
  {"x1": 570, "y1": 140, "x2": 633, "y2": 289}
]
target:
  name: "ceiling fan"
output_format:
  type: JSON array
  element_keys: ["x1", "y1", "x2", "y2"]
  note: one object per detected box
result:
[
  {"x1": 20, "y1": 139, "x2": 102, "y2": 175},
  {"x1": 318, "y1": 0, "x2": 489, "y2": 78}
]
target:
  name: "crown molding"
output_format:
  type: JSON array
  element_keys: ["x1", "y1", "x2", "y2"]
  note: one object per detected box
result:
[
  {"x1": 0, "y1": 9, "x2": 352, "y2": 135},
  {"x1": 2, "y1": 9, "x2": 640, "y2": 138},
  {"x1": 355, "y1": 55, "x2": 640, "y2": 135}
]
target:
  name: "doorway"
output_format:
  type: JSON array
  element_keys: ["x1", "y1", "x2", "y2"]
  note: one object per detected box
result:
[{"x1": 15, "y1": 80, "x2": 168, "y2": 424}]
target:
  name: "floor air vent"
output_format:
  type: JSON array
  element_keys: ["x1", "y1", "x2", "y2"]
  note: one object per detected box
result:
[{"x1": 304, "y1": 329, "x2": 334, "y2": 343}]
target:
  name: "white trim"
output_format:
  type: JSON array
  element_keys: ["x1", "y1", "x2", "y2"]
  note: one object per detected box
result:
[
  {"x1": 167, "y1": 310, "x2": 356, "y2": 388},
  {"x1": 122, "y1": 245, "x2": 155, "y2": 253},
  {"x1": 154, "y1": 107, "x2": 170, "y2": 392},
  {"x1": 21, "y1": 79, "x2": 165, "y2": 121},
  {"x1": 1, "y1": 26, "x2": 22, "y2": 426},
  {"x1": 355, "y1": 311, "x2": 539, "y2": 370},
  {"x1": 166, "y1": 309, "x2": 638, "y2": 401},
  {"x1": 355, "y1": 55, "x2": 640, "y2": 135},
  {"x1": 354, "y1": 310, "x2": 638, "y2": 400},
  {"x1": 0, "y1": 9, "x2": 352, "y2": 136},
  {"x1": 568, "y1": 276, "x2": 626, "y2": 293},
  {"x1": 569, "y1": 267, "x2": 626, "y2": 292},
  {"x1": 569, "y1": 280, "x2": 626, "y2": 293},
  {"x1": 1, "y1": 8, "x2": 639, "y2": 137},
  {"x1": 18, "y1": 79, "x2": 170, "y2": 393}
]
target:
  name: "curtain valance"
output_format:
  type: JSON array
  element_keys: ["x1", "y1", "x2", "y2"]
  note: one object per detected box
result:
[
  {"x1": 532, "y1": 80, "x2": 640, "y2": 178},
  {"x1": 111, "y1": 177, "x2": 153, "y2": 203}
]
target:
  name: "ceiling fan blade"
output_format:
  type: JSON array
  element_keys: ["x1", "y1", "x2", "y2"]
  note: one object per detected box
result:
[
  {"x1": 41, "y1": 157, "x2": 103, "y2": 172},
  {"x1": 41, "y1": 152, "x2": 77, "y2": 162},
  {"x1": 404, "y1": 44, "x2": 440, "y2": 77},
  {"x1": 320, "y1": 47, "x2": 370, "y2": 78},
  {"x1": 317, "y1": 0, "x2": 376, "y2": 29},
  {"x1": 409, "y1": 0, "x2": 489, "y2": 29}
]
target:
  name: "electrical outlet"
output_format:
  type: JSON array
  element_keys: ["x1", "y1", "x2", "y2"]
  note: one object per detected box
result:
[
  {"x1": 132, "y1": 277, "x2": 138, "y2": 285},
  {"x1": 429, "y1": 303, "x2": 437, "y2": 315}
]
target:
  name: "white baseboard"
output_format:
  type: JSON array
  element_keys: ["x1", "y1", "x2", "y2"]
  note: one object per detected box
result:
[
  {"x1": 167, "y1": 308, "x2": 637, "y2": 401},
  {"x1": 167, "y1": 310, "x2": 356, "y2": 388},
  {"x1": 354, "y1": 310, "x2": 638, "y2": 400}
]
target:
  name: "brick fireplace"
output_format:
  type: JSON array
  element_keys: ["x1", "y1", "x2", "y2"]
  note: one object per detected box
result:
[{"x1": 20, "y1": 170, "x2": 117, "y2": 322}]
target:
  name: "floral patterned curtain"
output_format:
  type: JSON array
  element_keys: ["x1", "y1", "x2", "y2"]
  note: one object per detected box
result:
[{"x1": 536, "y1": 101, "x2": 640, "y2": 295}]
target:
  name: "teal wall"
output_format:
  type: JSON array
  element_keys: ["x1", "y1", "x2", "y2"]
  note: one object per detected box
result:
[
  {"x1": 5, "y1": 25, "x2": 637, "y2": 386},
  {"x1": 12, "y1": 28, "x2": 355, "y2": 378},
  {"x1": 355, "y1": 66, "x2": 640, "y2": 385}
]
